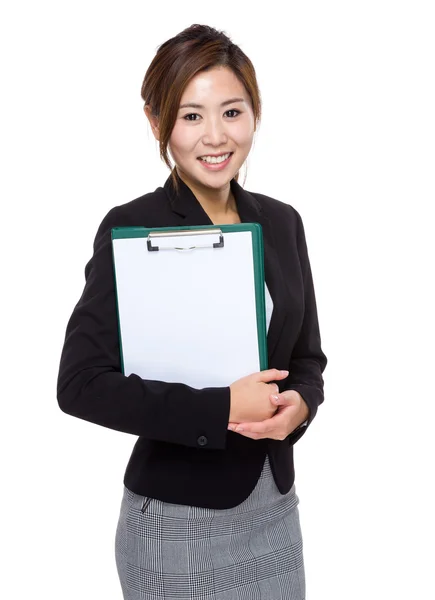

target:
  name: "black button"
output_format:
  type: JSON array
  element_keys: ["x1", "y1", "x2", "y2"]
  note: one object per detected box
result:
[{"x1": 197, "y1": 435, "x2": 208, "y2": 446}]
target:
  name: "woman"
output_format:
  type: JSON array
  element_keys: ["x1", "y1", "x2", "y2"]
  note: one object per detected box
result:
[{"x1": 57, "y1": 24, "x2": 327, "y2": 600}]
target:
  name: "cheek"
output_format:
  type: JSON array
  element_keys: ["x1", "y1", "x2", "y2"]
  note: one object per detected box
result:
[
  {"x1": 232, "y1": 122, "x2": 255, "y2": 149},
  {"x1": 168, "y1": 127, "x2": 182, "y2": 155},
  {"x1": 233, "y1": 133, "x2": 254, "y2": 155},
  {"x1": 170, "y1": 123, "x2": 197, "y2": 155}
]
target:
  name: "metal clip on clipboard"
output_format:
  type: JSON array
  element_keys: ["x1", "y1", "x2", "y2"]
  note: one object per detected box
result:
[{"x1": 147, "y1": 228, "x2": 224, "y2": 252}]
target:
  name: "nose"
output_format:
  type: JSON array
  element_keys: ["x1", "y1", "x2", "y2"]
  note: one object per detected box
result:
[{"x1": 202, "y1": 116, "x2": 228, "y2": 147}]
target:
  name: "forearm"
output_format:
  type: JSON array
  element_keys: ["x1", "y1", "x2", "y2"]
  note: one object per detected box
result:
[{"x1": 57, "y1": 365, "x2": 230, "y2": 448}]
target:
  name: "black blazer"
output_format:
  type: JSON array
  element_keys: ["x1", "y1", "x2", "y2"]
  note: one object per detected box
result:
[{"x1": 57, "y1": 172, "x2": 327, "y2": 509}]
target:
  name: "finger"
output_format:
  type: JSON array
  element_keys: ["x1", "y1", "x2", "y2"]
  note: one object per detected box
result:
[
  {"x1": 257, "y1": 368, "x2": 288, "y2": 383},
  {"x1": 270, "y1": 390, "x2": 299, "y2": 405},
  {"x1": 228, "y1": 422, "x2": 261, "y2": 437},
  {"x1": 269, "y1": 384, "x2": 284, "y2": 403},
  {"x1": 234, "y1": 419, "x2": 275, "y2": 435},
  {"x1": 269, "y1": 383, "x2": 280, "y2": 395},
  {"x1": 270, "y1": 393, "x2": 280, "y2": 405}
]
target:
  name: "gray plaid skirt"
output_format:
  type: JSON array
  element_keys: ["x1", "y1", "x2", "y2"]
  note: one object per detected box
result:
[{"x1": 115, "y1": 454, "x2": 305, "y2": 600}]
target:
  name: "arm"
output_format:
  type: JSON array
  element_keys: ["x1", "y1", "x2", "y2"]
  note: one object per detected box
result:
[
  {"x1": 56, "y1": 207, "x2": 230, "y2": 449},
  {"x1": 285, "y1": 209, "x2": 327, "y2": 444}
]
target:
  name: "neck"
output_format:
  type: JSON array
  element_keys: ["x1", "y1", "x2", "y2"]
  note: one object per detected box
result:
[{"x1": 176, "y1": 168, "x2": 237, "y2": 219}]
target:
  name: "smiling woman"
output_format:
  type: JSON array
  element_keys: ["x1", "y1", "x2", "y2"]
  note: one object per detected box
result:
[
  {"x1": 160, "y1": 65, "x2": 256, "y2": 213},
  {"x1": 140, "y1": 25, "x2": 261, "y2": 222},
  {"x1": 57, "y1": 21, "x2": 327, "y2": 600}
]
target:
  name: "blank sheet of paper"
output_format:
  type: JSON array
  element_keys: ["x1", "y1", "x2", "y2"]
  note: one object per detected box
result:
[{"x1": 112, "y1": 227, "x2": 265, "y2": 389}]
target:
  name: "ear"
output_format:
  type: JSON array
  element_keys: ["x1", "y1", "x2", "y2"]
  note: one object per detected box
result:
[{"x1": 144, "y1": 105, "x2": 160, "y2": 141}]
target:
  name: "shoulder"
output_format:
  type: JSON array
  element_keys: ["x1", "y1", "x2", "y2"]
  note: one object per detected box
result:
[
  {"x1": 118, "y1": 187, "x2": 168, "y2": 216},
  {"x1": 101, "y1": 187, "x2": 166, "y2": 224},
  {"x1": 93, "y1": 187, "x2": 167, "y2": 243},
  {"x1": 249, "y1": 190, "x2": 304, "y2": 230}
]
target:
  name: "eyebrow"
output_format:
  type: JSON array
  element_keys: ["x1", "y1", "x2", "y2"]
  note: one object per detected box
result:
[{"x1": 179, "y1": 97, "x2": 246, "y2": 110}]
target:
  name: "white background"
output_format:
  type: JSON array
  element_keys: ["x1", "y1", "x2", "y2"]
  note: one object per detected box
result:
[{"x1": 1, "y1": 1, "x2": 434, "y2": 598}]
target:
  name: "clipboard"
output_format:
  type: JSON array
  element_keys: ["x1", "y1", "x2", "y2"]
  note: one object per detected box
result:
[{"x1": 111, "y1": 223, "x2": 268, "y2": 389}]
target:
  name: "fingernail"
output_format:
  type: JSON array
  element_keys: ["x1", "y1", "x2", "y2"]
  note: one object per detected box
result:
[
  {"x1": 235, "y1": 426, "x2": 244, "y2": 432},
  {"x1": 271, "y1": 394, "x2": 279, "y2": 401},
  {"x1": 280, "y1": 370, "x2": 289, "y2": 376}
]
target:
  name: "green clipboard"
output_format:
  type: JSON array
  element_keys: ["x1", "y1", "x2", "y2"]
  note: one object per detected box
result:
[{"x1": 111, "y1": 223, "x2": 268, "y2": 385}]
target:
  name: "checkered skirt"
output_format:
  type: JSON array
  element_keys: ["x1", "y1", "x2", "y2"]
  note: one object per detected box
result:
[{"x1": 115, "y1": 454, "x2": 305, "y2": 599}]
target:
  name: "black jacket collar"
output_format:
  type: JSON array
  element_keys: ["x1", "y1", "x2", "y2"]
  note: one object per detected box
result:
[{"x1": 163, "y1": 170, "x2": 264, "y2": 226}]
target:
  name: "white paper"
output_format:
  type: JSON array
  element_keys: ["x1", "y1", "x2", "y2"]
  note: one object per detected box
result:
[{"x1": 112, "y1": 230, "x2": 264, "y2": 388}]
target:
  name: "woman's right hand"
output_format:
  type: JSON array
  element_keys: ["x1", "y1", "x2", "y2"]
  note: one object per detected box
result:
[{"x1": 229, "y1": 368, "x2": 289, "y2": 424}]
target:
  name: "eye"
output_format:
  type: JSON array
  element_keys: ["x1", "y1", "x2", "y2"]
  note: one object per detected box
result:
[
  {"x1": 184, "y1": 113, "x2": 200, "y2": 121},
  {"x1": 225, "y1": 109, "x2": 241, "y2": 118},
  {"x1": 182, "y1": 109, "x2": 241, "y2": 121}
]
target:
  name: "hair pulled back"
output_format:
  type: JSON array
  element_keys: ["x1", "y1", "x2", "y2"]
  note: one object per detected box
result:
[{"x1": 141, "y1": 24, "x2": 262, "y2": 193}]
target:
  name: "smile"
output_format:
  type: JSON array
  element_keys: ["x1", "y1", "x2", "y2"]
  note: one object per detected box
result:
[{"x1": 197, "y1": 152, "x2": 233, "y2": 171}]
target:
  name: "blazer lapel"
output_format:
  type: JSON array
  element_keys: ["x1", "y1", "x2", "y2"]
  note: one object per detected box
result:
[
  {"x1": 163, "y1": 172, "x2": 287, "y2": 366},
  {"x1": 163, "y1": 171, "x2": 214, "y2": 226}
]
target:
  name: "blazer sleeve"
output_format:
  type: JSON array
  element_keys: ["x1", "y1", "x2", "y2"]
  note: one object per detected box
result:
[
  {"x1": 285, "y1": 208, "x2": 327, "y2": 445},
  {"x1": 56, "y1": 207, "x2": 231, "y2": 449}
]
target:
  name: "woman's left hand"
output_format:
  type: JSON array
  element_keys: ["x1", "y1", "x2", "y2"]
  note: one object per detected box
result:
[{"x1": 227, "y1": 390, "x2": 309, "y2": 441}]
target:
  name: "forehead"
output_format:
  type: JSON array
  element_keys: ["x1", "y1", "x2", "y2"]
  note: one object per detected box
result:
[{"x1": 180, "y1": 67, "x2": 248, "y2": 103}]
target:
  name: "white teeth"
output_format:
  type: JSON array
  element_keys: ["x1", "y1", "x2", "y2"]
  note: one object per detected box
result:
[{"x1": 200, "y1": 153, "x2": 231, "y2": 164}]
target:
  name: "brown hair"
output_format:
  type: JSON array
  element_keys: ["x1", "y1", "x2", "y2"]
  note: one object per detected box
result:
[{"x1": 141, "y1": 24, "x2": 262, "y2": 194}]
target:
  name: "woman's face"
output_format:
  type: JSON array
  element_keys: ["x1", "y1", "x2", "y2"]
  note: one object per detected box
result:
[{"x1": 168, "y1": 66, "x2": 256, "y2": 193}]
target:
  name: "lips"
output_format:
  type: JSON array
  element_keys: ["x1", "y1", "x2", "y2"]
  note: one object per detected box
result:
[
  {"x1": 197, "y1": 152, "x2": 233, "y2": 160},
  {"x1": 197, "y1": 152, "x2": 234, "y2": 171}
]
